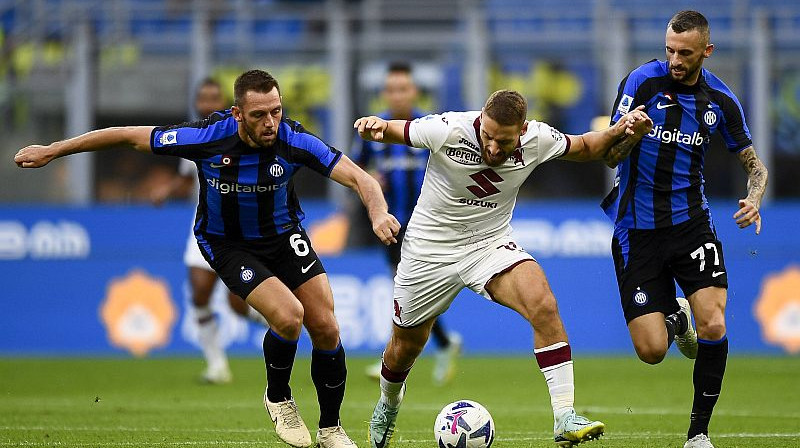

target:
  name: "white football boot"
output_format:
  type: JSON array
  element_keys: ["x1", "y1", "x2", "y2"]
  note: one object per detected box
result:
[
  {"x1": 675, "y1": 297, "x2": 698, "y2": 359},
  {"x1": 684, "y1": 434, "x2": 715, "y2": 448},
  {"x1": 263, "y1": 390, "x2": 312, "y2": 448},
  {"x1": 432, "y1": 332, "x2": 462, "y2": 386},
  {"x1": 316, "y1": 426, "x2": 357, "y2": 448}
]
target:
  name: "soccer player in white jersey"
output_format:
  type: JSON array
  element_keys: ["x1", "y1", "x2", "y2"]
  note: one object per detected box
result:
[
  {"x1": 355, "y1": 90, "x2": 653, "y2": 448},
  {"x1": 150, "y1": 78, "x2": 268, "y2": 384}
]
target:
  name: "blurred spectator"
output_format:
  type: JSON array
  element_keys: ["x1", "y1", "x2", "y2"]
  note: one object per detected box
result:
[{"x1": 351, "y1": 61, "x2": 462, "y2": 385}]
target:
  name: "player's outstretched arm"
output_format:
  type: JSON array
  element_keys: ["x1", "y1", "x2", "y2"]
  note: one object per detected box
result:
[
  {"x1": 14, "y1": 126, "x2": 155, "y2": 168},
  {"x1": 733, "y1": 146, "x2": 768, "y2": 234},
  {"x1": 562, "y1": 106, "x2": 652, "y2": 163},
  {"x1": 353, "y1": 116, "x2": 407, "y2": 144},
  {"x1": 330, "y1": 154, "x2": 401, "y2": 245}
]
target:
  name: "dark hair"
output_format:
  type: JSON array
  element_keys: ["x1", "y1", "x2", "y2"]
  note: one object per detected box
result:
[
  {"x1": 668, "y1": 10, "x2": 710, "y2": 42},
  {"x1": 195, "y1": 77, "x2": 221, "y2": 96},
  {"x1": 387, "y1": 61, "x2": 413, "y2": 75},
  {"x1": 234, "y1": 70, "x2": 280, "y2": 106},
  {"x1": 484, "y1": 90, "x2": 527, "y2": 126},
  {"x1": 197, "y1": 77, "x2": 221, "y2": 90}
]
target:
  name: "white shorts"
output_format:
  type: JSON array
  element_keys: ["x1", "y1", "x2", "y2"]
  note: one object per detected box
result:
[
  {"x1": 392, "y1": 236, "x2": 534, "y2": 327},
  {"x1": 183, "y1": 231, "x2": 214, "y2": 270}
]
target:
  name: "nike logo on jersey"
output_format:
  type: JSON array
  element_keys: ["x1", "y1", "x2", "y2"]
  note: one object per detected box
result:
[
  {"x1": 209, "y1": 162, "x2": 228, "y2": 168},
  {"x1": 656, "y1": 102, "x2": 677, "y2": 109},
  {"x1": 711, "y1": 271, "x2": 726, "y2": 278},
  {"x1": 301, "y1": 261, "x2": 317, "y2": 274}
]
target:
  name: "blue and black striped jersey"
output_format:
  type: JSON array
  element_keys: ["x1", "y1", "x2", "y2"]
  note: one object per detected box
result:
[
  {"x1": 151, "y1": 110, "x2": 342, "y2": 241},
  {"x1": 352, "y1": 109, "x2": 427, "y2": 226},
  {"x1": 602, "y1": 59, "x2": 753, "y2": 229}
]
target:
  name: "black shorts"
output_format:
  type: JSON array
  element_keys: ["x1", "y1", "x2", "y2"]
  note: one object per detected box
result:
[
  {"x1": 611, "y1": 212, "x2": 728, "y2": 323},
  {"x1": 197, "y1": 228, "x2": 326, "y2": 299}
]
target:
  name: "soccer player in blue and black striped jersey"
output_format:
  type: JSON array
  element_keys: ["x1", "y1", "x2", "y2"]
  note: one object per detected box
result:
[
  {"x1": 602, "y1": 11, "x2": 768, "y2": 448},
  {"x1": 15, "y1": 69, "x2": 401, "y2": 448},
  {"x1": 352, "y1": 61, "x2": 462, "y2": 385},
  {"x1": 150, "y1": 77, "x2": 269, "y2": 385}
]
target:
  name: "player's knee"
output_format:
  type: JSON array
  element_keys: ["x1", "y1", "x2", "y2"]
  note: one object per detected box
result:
[
  {"x1": 636, "y1": 348, "x2": 666, "y2": 364},
  {"x1": 305, "y1": 318, "x2": 340, "y2": 348},
  {"x1": 270, "y1": 306, "x2": 304, "y2": 338},
  {"x1": 191, "y1": 287, "x2": 213, "y2": 306},
  {"x1": 633, "y1": 340, "x2": 667, "y2": 364},
  {"x1": 697, "y1": 319, "x2": 726, "y2": 341},
  {"x1": 527, "y1": 294, "x2": 559, "y2": 324}
]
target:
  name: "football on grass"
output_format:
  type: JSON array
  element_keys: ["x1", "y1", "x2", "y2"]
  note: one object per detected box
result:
[{"x1": 434, "y1": 400, "x2": 495, "y2": 448}]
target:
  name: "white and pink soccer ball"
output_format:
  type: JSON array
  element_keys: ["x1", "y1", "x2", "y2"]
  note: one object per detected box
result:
[{"x1": 434, "y1": 400, "x2": 495, "y2": 448}]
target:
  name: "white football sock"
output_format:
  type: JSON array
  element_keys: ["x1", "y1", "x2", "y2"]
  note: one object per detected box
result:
[
  {"x1": 195, "y1": 305, "x2": 227, "y2": 370},
  {"x1": 534, "y1": 342, "x2": 575, "y2": 421},
  {"x1": 379, "y1": 375, "x2": 405, "y2": 408}
]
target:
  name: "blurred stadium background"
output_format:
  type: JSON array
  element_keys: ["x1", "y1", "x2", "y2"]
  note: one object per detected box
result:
[{"x1": 1, "y1": 1, "x2": 799, "y2": 446}]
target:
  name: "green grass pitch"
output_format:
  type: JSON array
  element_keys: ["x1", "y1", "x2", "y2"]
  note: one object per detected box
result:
[{"x1": 2, "y1": 356, "x2": 798, "y2": 447}]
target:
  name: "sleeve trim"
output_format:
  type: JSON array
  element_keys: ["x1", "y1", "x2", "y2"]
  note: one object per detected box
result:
[
  {"x1": 558, "y1": 135, "x2": 572, "y2": 158},
  {"x1": 325, "y1": 149, "x2": 344, "y2": 176},
  {"x1": 149, "y1": 127, "x2": 159, "y2": 153}
]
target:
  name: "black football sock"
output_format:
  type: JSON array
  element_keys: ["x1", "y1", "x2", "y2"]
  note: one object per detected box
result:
[
  {"x1": 664, "y1": 310, "x2": 688, "y2": 347},
  {"x1": 311, "y1": 343, "x2": 347, "y2": 428},
  {"x1": 688, "y1": 336, "x2": 728, "y2": 439},
  {"x1": 430, "y1": 320, "x2": 451, "y2": 349},
  {"x1": 263, "y1": 329, "x2": 298, "y2": 403}
]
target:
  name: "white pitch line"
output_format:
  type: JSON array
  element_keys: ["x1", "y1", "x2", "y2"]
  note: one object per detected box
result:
[
  {"x1": 0, "y1": 426, "x2": 264, "y2": 433},
  {"x1": 344, "y1": 400, "x2": 800, "y2": 420},
  {"x1": 392, "y1": 430, "x2": 800, "y2": 439},
  {"x1": 0, "y1": 443, "x2": 275, "y2": 447},
  {"x1": 7, "y1": 399, "x2": 799, "y2": 420},
  {"x1": 580, "y1": 405, "x2": 800, "y2": 420},
  {"x1": 2, "y1": 432, "x2": 800, "y2": 447}
]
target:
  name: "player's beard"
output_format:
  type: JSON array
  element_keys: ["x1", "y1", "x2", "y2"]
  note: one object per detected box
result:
[
  {"x1": 244, "y1": 122, "x2": 276, "y2": 148},
  {"x1": 669, "y1": 61, "x2": 701, "y2": 84},
  {"x1": 481, "y1": 147, "x2": 508, "y2": 167}
]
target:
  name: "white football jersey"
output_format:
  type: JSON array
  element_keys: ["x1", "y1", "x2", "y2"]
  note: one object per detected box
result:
[{"x1": 403, "y1": 111, "x2": 570, "y2": 261}]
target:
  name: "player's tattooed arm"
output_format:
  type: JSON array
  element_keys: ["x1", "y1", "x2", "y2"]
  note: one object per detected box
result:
[
  {"x1": 563, "y1": 106, "x2": 651, "y2": 162},
  {"x1": 601, "y1": 109, "x2": 652, "y2": 167},
  {"x1": 604, "y1": 135, "x2": 640, "y2": 168},
  {"x1": 738, "y1": 147, "x2": 768, "y2": 208},
  {"x1": 733, "y1": 146, "x2": 768, "y2": 234}
]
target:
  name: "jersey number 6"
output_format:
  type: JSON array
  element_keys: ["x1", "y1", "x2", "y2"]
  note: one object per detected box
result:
[{"x1": 289, "y1": 233, "x2": 310, "y2": 257}]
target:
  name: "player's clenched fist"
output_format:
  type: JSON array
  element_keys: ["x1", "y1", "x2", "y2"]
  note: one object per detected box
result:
[
  {"x1": 14, "y1": 145, "x2": 56, "y2": 168},
  {"x1": 371, "y1": 211, "x2": 401, "y2": 246},
  {"x1": 619, "y1": 105, "x2": 653, "y2": 138},
  {"x1": 354, "y1": 116, "x2": 389, "y2": 142}
]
